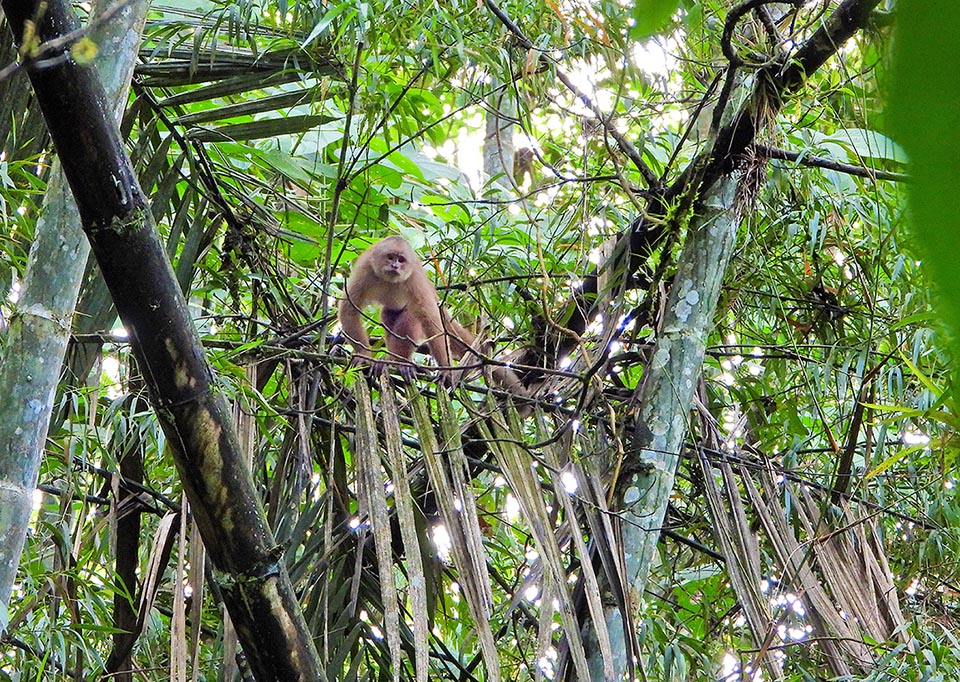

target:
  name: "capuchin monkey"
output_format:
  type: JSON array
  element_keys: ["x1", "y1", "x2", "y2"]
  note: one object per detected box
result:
[
  {"x1": 338, "y1": 236, "x2": 475, "y2": 386},
  {"x1": 338, "y1": 236, "x2": 527, "y2": 393}
]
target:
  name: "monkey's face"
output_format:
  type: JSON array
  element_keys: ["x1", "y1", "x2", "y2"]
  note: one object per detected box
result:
[{"x1": 376, "y1": 250, "x2": 412, "y2": 282}]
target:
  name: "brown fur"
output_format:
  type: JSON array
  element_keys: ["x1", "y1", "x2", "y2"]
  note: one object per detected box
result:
[{"x1": 338, "y1": 236, "x2": 474, "y2": 384}]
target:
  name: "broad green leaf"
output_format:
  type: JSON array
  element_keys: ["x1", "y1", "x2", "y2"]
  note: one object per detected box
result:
[
  {"x1": 420, "y1": 193, "x2": 470, "y2": 224},
  {"x1": 630, "y1": 0, "x2": 681, "y2": 40},
  {"x1": 889, "y1": 3, "x2": 960, "y2": 354},
  {"x1": 256, "y1": 148, "x2": 327, "y2": 185},
  {"x1": 283, "y1": 211, "x2": 325, "y2": 240},
  {"x1": 187, "y1": 115, "x2": 337, "y2": 142},
  {"x1": 822, "y1": 128, "x2": 908, "y2": 165}
]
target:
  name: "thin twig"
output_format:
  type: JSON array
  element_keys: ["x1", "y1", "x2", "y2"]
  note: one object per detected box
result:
[
  {"x1": 755, "y1": 143, "x2": 909, "y2": 182},
  {"x1": 483, "y1": 0, "x2": 660, "y2": 188}
]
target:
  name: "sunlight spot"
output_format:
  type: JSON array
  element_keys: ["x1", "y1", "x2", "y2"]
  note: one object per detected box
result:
[
  {"x1": 902, "y1": 430, "x2": 930, "y2": 446},
  {"x1": 720, "y1": 652, "x2": 737, "y2": 677},
  {"x1": 505, "y1": 493, "x2": 521, "y2": 522},
  {"x1": 102, "y1": 356, "x2": 122, "y2": 399},
  {"x1": 524, "y1": 584, "x2": 540, "y2": 601},
  {"x1": 559, "y1": 356, "x2": 573, "y2": 370},
  {"x1": 503, "y1": 316, "x2": 515, "y2": 330},
  {"x1": 631, "y1": 36, "x2": 676, "y2": 77},
  {"x1": 560, "y1": 470, "x2": 578, "y2": 494},
  {"x1": 5, "y1": 276, "x2": 19, "y2": 305},
  {"x1": 432, "y1": 524, "x2": 452, "y2": 561},
  {"x1": 537, "y1": 645, "x2": 558, "y2": 679},
  {"x1": 348, "y1": 517, "x2": 360, "y2": 530},
  {"x1": 494, "y1": 475, "x2": 507, "y2": 488}
]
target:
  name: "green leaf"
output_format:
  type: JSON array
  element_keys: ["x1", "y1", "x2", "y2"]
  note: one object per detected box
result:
[
  {"x1": 187, "y1": 115, "x2": 338, "y2": 142},
  {"x1": 822, "y1": 128, "x2": 908, "y2": 165},
  {"x1": 302, "y1": 1, "x2": 354, "y2": 47},
  {"x1": 865, "y1": 443, "x2": 926, "y2": 481},
  {"x1": 889, "y1": 3, "x2": 960, "y2": 355},
  {"x1": 629, "y1": 0, "x2": 680, "y2": 40},
  {"x1": 420, "y1": 193, "x2": 469, "y2": 224},
  {"x1": 256, "y1": 148, "x2": 327, "y2": 185}
]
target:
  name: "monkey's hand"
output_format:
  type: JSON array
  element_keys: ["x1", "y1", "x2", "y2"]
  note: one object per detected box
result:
[
  {"x1": 438, "y1": 366, "x2": 466, "y2": 389},
  {"x1": 369, "y1": 358, "x2": 419, "y2": 383},
  {"x1": 397, "y1": 362, "x2": 419, "y2": 383},
  {"x1": 350, "y1": 353, "x2": 377, "y2": 372}
]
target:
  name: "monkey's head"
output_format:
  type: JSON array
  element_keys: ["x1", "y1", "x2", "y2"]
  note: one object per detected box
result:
[{"x1": 372, "y1": 237, "x2": 415, "y2": 283}]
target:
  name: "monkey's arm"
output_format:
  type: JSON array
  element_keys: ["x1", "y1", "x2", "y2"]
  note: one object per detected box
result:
[
  {"x1": 338, "y1": 295, "x2": 375, "y2": 361},
  {"x1": 440, "y1": 311, "x2": 476, "y2": 358},
  {"x1": 418, "y1": 310, "x2": 476, "y2": 387}
]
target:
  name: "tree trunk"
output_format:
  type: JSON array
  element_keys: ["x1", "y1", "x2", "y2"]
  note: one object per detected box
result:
[
  {"x1": 0, "y1": 2, "x2": 322, "y2": 680},
  {"x1": 483, "y1": 82, "x2": 515, "y2": 188},
  {"x1": 0, "y1": 0, "x2": 147, "y2": 607},
  {"x1": 579, "y1": 2, "x2": 884, "y2": 677},
  {"x1": 592, "y1": 177, "x2": 740, "y2": 681}
]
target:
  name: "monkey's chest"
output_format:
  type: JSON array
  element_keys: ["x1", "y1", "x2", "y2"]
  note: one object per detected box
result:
[{"x1": 381, "y1": 307, "x2": 408, "y2": 329}]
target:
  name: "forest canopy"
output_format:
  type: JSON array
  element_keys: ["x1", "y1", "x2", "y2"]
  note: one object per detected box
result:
[{"x1": 1, "y1": 1, "x2": 957, "y2": 681}]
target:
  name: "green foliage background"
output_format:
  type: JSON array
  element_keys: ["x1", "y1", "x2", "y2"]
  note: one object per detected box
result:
[{"x1": 1, "y1": 0, "x2": 960, "y2": 680}]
